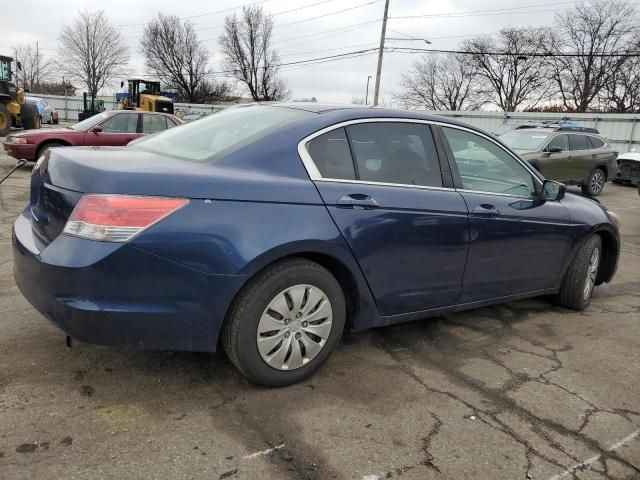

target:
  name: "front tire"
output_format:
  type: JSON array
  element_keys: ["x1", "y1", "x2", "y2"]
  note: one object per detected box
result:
[
  {"x1": 0, "y1": 103, "x2": 11, "y2": 137},
  {"x1": 581, "y1": 168, "x2": 606, "y2": 196},
  {"x1": 222, "y1": 258, "x2": 346, "y2": 387},
  {"x1": 554, "y1": 235, "x2": 602, "y2": 310}
]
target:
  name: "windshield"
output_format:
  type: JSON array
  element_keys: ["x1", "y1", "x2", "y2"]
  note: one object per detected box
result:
[
  {"x1": 500, "y1": 129, "x2": 553, "y2": 151},
  {"x1": 131, "y1": 105, "x2": 313, "y2": 162},
  {"x1": 70, "y1": 112, "x2": 110, "y2": 131}
]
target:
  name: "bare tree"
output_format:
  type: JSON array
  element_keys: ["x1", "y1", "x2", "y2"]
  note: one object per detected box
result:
[
  {"x1": 549, "y1": 0, "x2": 638, "y2": 112},
  {"x1": 463, "y1": 28, "x2": 552, "y2": 111},
  {"x1": 141, "y1": 14, "x2": 230, "y2": 103},
  {"x1": 219, "y1": 6, "x2": 289, "y2": 101},
  {"x1": 601, "y1": 53, "x2": 640, "y2": 112},
  {"x1": 13, "y1": 45, "x2": 51, "y2": 92},
  {"x1": 394, "y1": 53, "x2": 486, "y2": 110},
  {"x1": 58, "y1": 10, "x2": 129, "y2": 97}
]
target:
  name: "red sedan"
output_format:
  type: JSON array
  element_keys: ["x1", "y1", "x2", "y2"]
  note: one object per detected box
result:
[{"x1": 3, "y1": 110, "x2": 181, "y2": 161}]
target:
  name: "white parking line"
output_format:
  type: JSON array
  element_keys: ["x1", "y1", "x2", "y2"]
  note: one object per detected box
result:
[
  {"x1": 547, "y1": 430, "x2": 639, "y2": 479},
  {"x1": 242, "y1": 443, "x2": 285, "y2": 460}
]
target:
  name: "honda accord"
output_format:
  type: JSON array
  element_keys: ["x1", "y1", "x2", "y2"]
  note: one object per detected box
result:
[{"x1": 13, "y1": 104, "x2": 621, "y2": 386}]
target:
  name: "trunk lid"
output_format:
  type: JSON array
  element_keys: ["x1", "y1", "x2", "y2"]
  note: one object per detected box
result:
[{"x1": 29, "y1": 144, "x2": 319, "y2": 244}]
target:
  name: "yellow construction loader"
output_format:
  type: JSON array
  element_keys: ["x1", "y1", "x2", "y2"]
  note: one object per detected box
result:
[
  {"x1": 0, "y1": 55, "x2": 41, "y2": 137},
  {"x1": 121, "y1": 79, "x2": 174, "y2": 114}
]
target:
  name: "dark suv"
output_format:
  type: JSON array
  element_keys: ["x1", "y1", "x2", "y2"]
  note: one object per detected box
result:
[{"x1": 500, "y1": 126, "x2": 617, "y2": 196}]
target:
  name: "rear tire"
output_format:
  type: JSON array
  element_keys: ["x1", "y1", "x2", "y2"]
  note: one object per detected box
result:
[
  {"x1": 554, "y1": 235, "x2": 602, "y2": 310},
  {"x1": 0, "y1": 103, "x2": 11, "y2": 137},
  {"x1": 581, "y1": 168, "x2": 606, "y2": 196},
  {"x1": 222, "y1": 258, "x2": 346, "y2": 387},
  {"x1": 21, "y1": 103, "x2": 41, "y2": 130}
]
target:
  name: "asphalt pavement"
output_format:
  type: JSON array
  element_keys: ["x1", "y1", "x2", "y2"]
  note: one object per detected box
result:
[{"x1": 0, "y1": 131, "x2": 638, "y2": 480}]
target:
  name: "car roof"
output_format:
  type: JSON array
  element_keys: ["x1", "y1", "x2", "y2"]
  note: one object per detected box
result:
[{"x1": 245, "y1": 102, "x2": 477, "y2": 130}]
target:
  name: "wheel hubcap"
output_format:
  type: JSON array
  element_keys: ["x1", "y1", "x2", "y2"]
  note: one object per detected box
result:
[
  {"x1": 591, "y1": 172, "x2": 604, "y2": 193},
  {"x1": 0, "y1": 113, "x2": 7, "y2": 129},
  {"x1": 583, "y1": 247, "x2": 600, "y2": 300},
  {"x1": 257, "y1": 284, "x2": 333, "y2": 371}
]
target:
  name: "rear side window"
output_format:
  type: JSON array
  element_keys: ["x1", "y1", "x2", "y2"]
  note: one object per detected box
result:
[
  {"x1": 569, "y1": 134, "x2": 590, "y2": 151},
  {"x1": 142, "y1": 114, "x2": 168, "y2": 134},
  {"x1": 346, "y1": 122, "x2": 442, "y2": 187},
  {"x1": 588, "y1": 136, "x2": 605, "y2": 148},
  {"x1": 306, "y1": 128, "x2": 355, "y2": 180}
]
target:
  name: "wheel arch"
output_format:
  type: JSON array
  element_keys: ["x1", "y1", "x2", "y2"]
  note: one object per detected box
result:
[
  {"x1": 593, "y1": 227, "x2": 619, "y2": 285},
  {"x1": 37, "y1": 139, "x2": 72, "y2": 157},
  {"x1": 219, "y1": 241, "x2": 381, "y2": 348}
]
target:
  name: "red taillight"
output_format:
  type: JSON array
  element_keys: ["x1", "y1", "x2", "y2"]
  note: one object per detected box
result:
[{"x1": 63, "y1": 195, "x2": 188, "y2": 242}]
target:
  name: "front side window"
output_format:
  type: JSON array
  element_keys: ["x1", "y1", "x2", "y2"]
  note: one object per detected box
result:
[
  {"x1": 306, "y1": 128, "x2": 355, "y2": 180},
  {"x1": 569, "y1": 134, "x2": 590, "y2": 151},
  {"x1": 547, "y1": 134, "x2": 569, "y2": 152},
  {"x1": 142, "y1": 114, "x2": 168, "y2": 134},
  {"x1": 442, "y1": 127, "x2": 535, "y2": 197},
  {"x1": 346, "y1": 122, "x2": 442, "y2": 187},
  {"x1": 100, "y1": 113, "x2": 139, "y2": 133}
]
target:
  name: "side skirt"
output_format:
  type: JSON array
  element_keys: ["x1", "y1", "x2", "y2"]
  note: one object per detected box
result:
[{"x1": 356, "y1": 288, "x2": 558, "y2": 331}]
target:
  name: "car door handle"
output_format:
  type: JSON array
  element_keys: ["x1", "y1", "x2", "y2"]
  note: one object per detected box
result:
[
  {"x1": 337, "y1": 194, "x2": 379, "y2": 209},
  {"x1": 472, "y1": 204, "x2": 500, "y2": 216}
]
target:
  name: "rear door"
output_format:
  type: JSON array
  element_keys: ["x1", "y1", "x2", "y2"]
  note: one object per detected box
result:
[
  {"x1": 85, "y1": 112, "x2": 141, "y2": 146},
  {"x1": 439, "y1": 125, "x2": 573, "y2": 302},
  {"x1": 300, "y1": 120, "x2": 469, "y2": 316},
  {"x1": 569, "y1": 133, "x2": 595, "y2": 181}
]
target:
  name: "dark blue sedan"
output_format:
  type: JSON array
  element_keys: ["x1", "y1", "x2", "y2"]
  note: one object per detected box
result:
[{"x1": 13, "y1": 104, "x2": 621, "y2": 386}]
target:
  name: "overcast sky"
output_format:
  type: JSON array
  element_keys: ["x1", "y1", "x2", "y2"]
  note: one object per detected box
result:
[{"x1": 2, "y1": 0, "x2": 575, "y2": 103}]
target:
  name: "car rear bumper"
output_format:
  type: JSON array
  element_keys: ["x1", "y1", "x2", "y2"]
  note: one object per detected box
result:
[
  {"x1": 12, "y1": 210, "x2": 246, "y2": 352},
  {"x1": 3, "y1": 142, "x2": 38, "y2": 161}
]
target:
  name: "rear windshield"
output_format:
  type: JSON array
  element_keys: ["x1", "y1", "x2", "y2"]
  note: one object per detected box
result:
[
  {"x1": 130, "y1": 105, "x2": 313, "y2": 162},
  {"x1": 500, "y1": 129, "x2": 554, "y2": 151}
]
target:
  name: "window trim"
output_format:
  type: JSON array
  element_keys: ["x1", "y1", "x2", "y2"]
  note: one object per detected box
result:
[{"x1": 298, "y1": 118, "x2": 543, "y2": 197}]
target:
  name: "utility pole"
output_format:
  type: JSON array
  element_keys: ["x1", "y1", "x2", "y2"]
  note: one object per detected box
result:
[
  {"x1": 373, "y1": 0, "x2": 390, "y2": 107},
  {"x1": 36, "y1": 41, "x2": 39, "y2": 88},
  {"x1": 365, "y1": 75, "x2": 372, "y2": 105}
]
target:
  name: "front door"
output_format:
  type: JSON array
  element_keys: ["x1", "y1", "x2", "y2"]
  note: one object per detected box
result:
[
  {"x1": 439, "y1": 126, "x2": 576, "y2": 303},
  {"x1": 540, "y1": 133, "x2": 575, "y2": 181},
  {"x1": 85, "y1": 112, "x2": 141, "y2": 147},
  {"x1": 301, "y1": 121, "x2": 469, "y2": 316}
]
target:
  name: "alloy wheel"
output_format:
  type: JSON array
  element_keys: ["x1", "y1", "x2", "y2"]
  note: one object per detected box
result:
[
  {"x1": 583, "y1": 247, "x2": 600, "y2": 300},
  {"x1": 590, "y1": 171, "x2": 604, "y2": 194},
  {"x1": 256, "y1": 284, "x2": 333, "y2": 371}
]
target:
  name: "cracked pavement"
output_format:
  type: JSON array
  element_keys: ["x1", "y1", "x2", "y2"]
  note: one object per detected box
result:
[{"x1": 0, "y1": 139, "x2": 638, "y2": 480}]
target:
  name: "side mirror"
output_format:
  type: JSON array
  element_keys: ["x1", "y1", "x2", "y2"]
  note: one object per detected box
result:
[
  {"x1": 548, "y1": 146, "x2": 562, "y2": 153},
  {"x1": 90, "y1": 125, "x2": 103, "y2": 134},
  {"x1": 541, "y1": 180, "x2": 566, "y2": 201}
]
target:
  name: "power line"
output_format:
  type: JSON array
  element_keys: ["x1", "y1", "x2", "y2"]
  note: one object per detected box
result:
[
  {"x1": 194, "y1": 0, "x2": 335, "y2": 33},
  {"x1": 388, "y1": 1, "x2": 579, "y2": 19},
  {"x1": 276, "y1": 0, "x2": 382, "y2": 28},
  {"x1": 117, "y1": 0, "x2": 272, "y2": 26},
  {"x1": 272, "y1": 19, "x2": 380, "y2": 45},
  {"x1": 386, "y1": 46, "x2": 640, "y2": 58}
]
